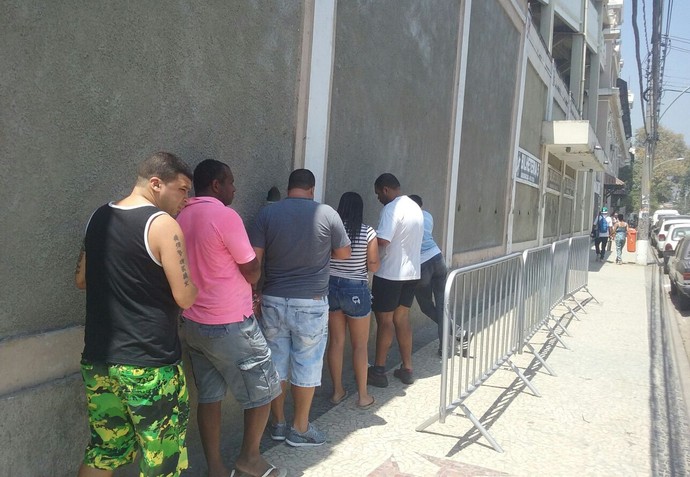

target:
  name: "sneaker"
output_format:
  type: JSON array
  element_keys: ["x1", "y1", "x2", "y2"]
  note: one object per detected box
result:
[
  {"x1": 461, "y1": 330, "x2": 474, "y2": 357},
  {"x1": 367, "y1": 366, "x2": 388, "y2": 388},
  {"x1": 393, "y1": 366, "x2": 414, "y2": 385},
  {"x1": 268, "y1": 421, "x2": 287, "y2": 441},
  {"x1": 454, "y1": 325, "x2": 464, "y2": 342},
  {"x1": 285, "y1": 423, "x2": 326, "y2": 447}
]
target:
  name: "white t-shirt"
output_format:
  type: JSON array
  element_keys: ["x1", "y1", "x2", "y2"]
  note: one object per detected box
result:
[
  {"x1": 592, "y1": 214, "x2": 613, "y2": 239},
  {"x1": 375, "y1": 195, "x2": 424, "y2": 280}
]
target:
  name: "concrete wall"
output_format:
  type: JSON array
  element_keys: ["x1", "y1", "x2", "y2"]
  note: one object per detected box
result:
[
  {"x1": 325, "y1": 0, "x2": 459, "y2": 236},
  {"x1": 453, "y1": 0, "x2": 520, "y2": 255},
  {"x1": 519, "y1": 64, "x2": 546, "y2": 157},
  {"x1": 1, "y1": 3, "x2": 304, "y2": 475},
  {"x1": 1, "y1": 2, "x2": 303, "y2": 338},
  {"x1": 513, "y1": 62, "x2": 547, "y2": 244}
]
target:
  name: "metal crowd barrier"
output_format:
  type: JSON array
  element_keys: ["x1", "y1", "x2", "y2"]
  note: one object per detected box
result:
[
  {"x1": 548, "y1": 239, "x2": 573, "y2": 339},
  {"x1": 519, "y1": 245, "x2": 560, "y2": 375},
  {"x1": 416, "y1": 237, "x2": 597, "y2": 452},
  {"x1": 416, "y1": 253, "x2": 536, "y2": 452},
  {"x1": 565, "y1": 235, "x2": 599, "y2": 311}
]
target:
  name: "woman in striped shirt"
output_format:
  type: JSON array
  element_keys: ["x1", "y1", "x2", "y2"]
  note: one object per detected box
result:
[{"x1": 327, "y1": 192, "x2": 379, "y2": 408}]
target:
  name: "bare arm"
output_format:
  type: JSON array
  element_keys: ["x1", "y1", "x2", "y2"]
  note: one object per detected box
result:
[
  {"x1": 74, "y1": 246, "x2": 86, "y2": 290},
  {"x1": 149, "y1": 214, "x2": 198, "y2": 309},
  {"x1": 238, "y1": 257, "x2": 261, "y2": 285},
  {"x1": 367, "y1": 237, "x2": 380, "y2": 273},
  {"x1": 332, "y1": 244, "x2": 351, "y2": 260},
  {"x1": 377, "y1": 237, "x2": 391, "y2": 247}
]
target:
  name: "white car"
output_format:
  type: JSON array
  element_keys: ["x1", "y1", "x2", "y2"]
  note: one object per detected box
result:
[
  {"x1": 655, "y1": 217, "x2": 690, "y2": 257},
  {"x1": 652, "y1": 209, "x2": 679, "y2": 226},
  {"x1": 663, "y1": 224, "x2": 690, "y2": 273}
]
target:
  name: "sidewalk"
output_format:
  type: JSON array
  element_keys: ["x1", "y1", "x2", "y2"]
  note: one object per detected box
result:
[{"x1": 259, "y1": 245, "x2": 654, "y2": 476}]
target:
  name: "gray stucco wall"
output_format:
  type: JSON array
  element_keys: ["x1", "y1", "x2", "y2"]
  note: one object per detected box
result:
[
  {"x1": 519, "y1": 64, "x2": 547, "y2": 157},
  {"x1": 1, "y1": 3, "x2": 304, "y2": 475},
  {"x1": 0, "y1": 375, "x2": 87, "y2": 477},
  {"x1": 513, "y1": 183, "x2": 540, "y2": 242},
  {"x1": 513, "y1": 63, "x2": 546, "y2": 244},
  {"x1": 1, "y1": 2, "x2": 303, "y2": 339},
  {"x1": 325, "y1": 0, "x2": 460, "y2": 237},
  {"x1": 453, "y1": 0, "x2": 520, "y2": 253}
]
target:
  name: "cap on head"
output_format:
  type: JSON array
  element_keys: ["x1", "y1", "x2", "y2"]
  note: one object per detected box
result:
[{"x1": 602, "y1": 207, "x2": 608, "y2": 213}]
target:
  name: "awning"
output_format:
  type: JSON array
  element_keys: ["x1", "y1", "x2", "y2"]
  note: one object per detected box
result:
[
  {"x1": 604, "y1": 173, "x2": 626, "y2": 196},
  {"x1": 542, "y1": 120, "x2": 607, "y2": 171}
]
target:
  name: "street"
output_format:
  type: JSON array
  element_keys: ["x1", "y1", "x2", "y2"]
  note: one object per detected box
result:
[{"x1": 653, "y1": 259, "x2": 690, "y2": 476}]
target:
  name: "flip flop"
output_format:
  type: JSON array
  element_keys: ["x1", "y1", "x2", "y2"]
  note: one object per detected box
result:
[
  {"x1": 261, "y1": 465, "x2": 287, "y2": 477},
  {"x1": 356, "y1": 396, "x2": 376, "y2": 409},
  {"x1": 231, "y1": 465, "x2": 287, "y2": 477},
  {"x1": 329, "y1": 389, "x2": 348, "y2": 405}
]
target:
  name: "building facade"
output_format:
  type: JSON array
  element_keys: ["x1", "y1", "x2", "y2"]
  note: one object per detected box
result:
[{"x1": 0, "y1": 1, "x2": 630, "y2": 474}]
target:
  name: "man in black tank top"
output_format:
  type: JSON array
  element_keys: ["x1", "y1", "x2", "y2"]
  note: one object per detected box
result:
[{"x1": 74, "y1": 152, "x2": 198, "y2": 477}]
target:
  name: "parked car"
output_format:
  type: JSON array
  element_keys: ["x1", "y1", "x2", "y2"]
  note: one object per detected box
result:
[
  {"x1": 668, "y1": 236, "x2": 690, "y2": 310},
  {"x1": 652, "y1": 209, "x2": 679, "y2": 226},
  {"x1": 662, "y1": 224, "x2": 690, "y2": 274},
  {"x1": 652, "y1": 214, "x2": 681, "y2": 245},
  {"x1": 654, "y1": 216, "x2": 690, "y2": 257}
]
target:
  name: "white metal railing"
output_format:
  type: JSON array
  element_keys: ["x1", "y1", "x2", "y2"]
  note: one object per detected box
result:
[
  {"x1": 417, "y1": 238, "x2": 597, "y2": 452},
  {"x1": 565, "y1": 235, "x2": 598, "y2": 310}
]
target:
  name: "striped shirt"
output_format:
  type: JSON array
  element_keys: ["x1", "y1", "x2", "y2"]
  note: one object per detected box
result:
[{"x1": 330, "y1": 224, "x2": 376, "y2": 280}]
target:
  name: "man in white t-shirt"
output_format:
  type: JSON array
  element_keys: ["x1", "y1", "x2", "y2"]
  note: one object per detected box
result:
[{"x1": 368, "y1": 173, "x2": 424, "y2": 387}]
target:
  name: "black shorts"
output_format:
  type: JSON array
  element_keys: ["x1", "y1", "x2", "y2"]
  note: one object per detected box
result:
[{"x1": 371, "y1": 276, "x2": 420, "y2": 312}]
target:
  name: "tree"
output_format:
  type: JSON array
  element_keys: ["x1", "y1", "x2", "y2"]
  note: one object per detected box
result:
[{"x1": 632, "y1": 125, "x2": 690, "y2": 212}]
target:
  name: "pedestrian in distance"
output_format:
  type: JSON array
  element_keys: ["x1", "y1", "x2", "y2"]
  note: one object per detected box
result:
[
  {"x1": 250, "y1": 169, "x2": 351, "y2": 447},
  {"x1": 407, "y1": 194, "x2": 472, "y2": 358},
  {"x1": 607, "y1": 210, "x2": 618, "y2": 252},
  {"x1": 592, "y1": 207, "x2": 612, "y2": 261},
  {"x1": 75, "y1": 151, "x2": 198, "y2": 477},
  {"x1": 368, "y1": 173, "x2": 424, "y2": 387},
  {"x1": 612, "y1": 213, "x2": 629, "y2": 265},
  {"x1": 326, "y1": 192, "x2": 378, "y2": 409},
  {"x1": 176, "y1": 159, "x2": 285, "y2": 477}
]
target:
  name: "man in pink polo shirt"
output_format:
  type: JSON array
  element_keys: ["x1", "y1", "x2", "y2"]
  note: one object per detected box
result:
[{"x1": 177, "y1": 159, "x2": 284, "y2": 477}]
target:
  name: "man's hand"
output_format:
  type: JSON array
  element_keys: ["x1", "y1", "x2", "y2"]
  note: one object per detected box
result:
[{"x1": 252, "y1": 290, "x2": 262, "y2": 317}]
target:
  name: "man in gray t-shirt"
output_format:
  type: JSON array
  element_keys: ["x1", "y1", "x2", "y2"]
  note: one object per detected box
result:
[{"x1": 250, "y1": 169, "x2": 350, "y2": 447}]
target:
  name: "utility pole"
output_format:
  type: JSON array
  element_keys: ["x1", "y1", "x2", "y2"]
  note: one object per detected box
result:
[{"x1": 637, "y1": 0, "x2": 663, "y2": 264}]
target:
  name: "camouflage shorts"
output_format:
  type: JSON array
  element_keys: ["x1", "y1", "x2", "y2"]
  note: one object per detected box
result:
[{"x1": 80, "y1": 361, "x2": 190, "y2": 476}]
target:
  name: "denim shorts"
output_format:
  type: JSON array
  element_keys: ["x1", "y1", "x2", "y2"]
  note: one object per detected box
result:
[
  {"x1": 328, "y1": 276, "x2": 372, "y2": 318},
  {"x1": 181, "y1": 315, "x2": 281, "y2": 409},
  {"x1": 259, "y1": 295, "x2": 329, "y2": 388}
]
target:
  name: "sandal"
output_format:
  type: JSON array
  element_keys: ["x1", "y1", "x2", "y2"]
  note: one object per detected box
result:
[
  {"x1": 329, "y1": 389, "x2": 348, "y2": 405},
  {"x1": 357, "y1": 396, "x2": 376, "y2": 409},
  {"x1": 231, "y1": 465, "x2": 287, "y2": 477}
]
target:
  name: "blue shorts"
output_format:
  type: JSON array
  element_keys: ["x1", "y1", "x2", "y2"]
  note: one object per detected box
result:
[
  {"x1": 182, "y1": 315, "x2": 281, "y2": 409},
  {"x1": 328, "y1": 276, "x2": 372, "y2": 318},
  {"x1": 259, "y1": 295, "x2": 329, "y2": 388}
]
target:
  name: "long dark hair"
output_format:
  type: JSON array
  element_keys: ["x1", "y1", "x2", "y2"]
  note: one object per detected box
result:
[{"x1": 337, "y1": 192, "x2": 363, "y2": 245}]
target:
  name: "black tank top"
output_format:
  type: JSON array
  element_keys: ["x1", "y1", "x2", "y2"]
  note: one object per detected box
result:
[{"x1": 82, "y1": 203, "x2": 181, "y2": 366}]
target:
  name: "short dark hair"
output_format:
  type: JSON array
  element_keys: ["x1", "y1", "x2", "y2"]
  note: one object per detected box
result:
[
  {"x1": 408, "y1": 194, "x2": 423, "y2": 207},
  {"x1": 618, "y1": 213, "x2": 624, "y2": 221},
  {"x1": 374, "y1": 173, "x2": 400, "y2": 190},
  {"x1": 288, "y1": 169, "x2": 316, "y2": 190},
  {"x1": 193, "y1": 159, "x2": 229, "y2": 193},
  {"x1": 137, "y1": 151, "x2": 192, "y2": 183}
]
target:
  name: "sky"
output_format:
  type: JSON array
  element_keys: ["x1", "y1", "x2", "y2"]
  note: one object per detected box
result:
[{"x1": 620, "y1": 0, "x2": 690, "y2": 147}]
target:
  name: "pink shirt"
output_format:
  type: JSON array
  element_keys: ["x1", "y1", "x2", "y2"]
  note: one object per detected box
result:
[{"x1": 177, "y1": 197, "x2": 255, "y2": 324}]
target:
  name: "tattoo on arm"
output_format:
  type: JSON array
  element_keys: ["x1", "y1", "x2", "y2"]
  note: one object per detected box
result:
[
  {"x1": 173, "y1": 234, "x2": 191, "y2": 287},
  {"x1": 75, "y1": 246, "x2": 85, "y2": 276}
]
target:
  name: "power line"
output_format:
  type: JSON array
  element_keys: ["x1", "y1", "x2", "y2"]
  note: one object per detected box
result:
[{"x1": 632, "y1": 0, "x2": 649, "y2": 137}]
